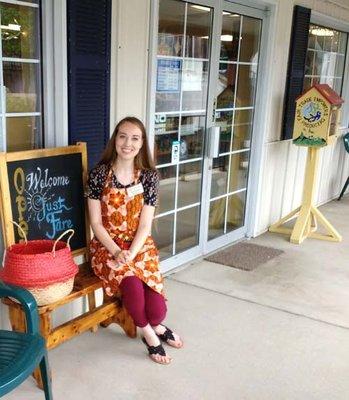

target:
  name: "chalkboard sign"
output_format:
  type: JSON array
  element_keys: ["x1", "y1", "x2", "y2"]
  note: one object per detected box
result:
[{"x1": 0, "y1": 143, "x2": 89, "y2": 257}]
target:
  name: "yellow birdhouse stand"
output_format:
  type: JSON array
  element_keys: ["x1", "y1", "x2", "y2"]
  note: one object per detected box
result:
[{"x1": 269, "y1": 84, "x2": 344, "y2": 244}]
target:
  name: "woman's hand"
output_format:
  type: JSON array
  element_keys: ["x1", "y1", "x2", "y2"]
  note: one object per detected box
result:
[{"x1": 114, "y1": 249, "x2": 132, "y2": 264}]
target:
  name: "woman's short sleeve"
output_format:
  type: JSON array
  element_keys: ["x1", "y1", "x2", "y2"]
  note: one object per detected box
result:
[
  {"x1": 85, "y1": 164, "x2": 109, "y2": 200},
  {"x1": 142, "y1": 170, "x2": 159, "y2": 207}
]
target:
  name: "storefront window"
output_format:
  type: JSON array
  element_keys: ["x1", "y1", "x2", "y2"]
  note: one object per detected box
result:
[
  {"x1": 304, "y1": 24, "x2": 348, "y2": 95},
  {"x1": 0, "y1": 1, "x2": 42, "y2": 151}
]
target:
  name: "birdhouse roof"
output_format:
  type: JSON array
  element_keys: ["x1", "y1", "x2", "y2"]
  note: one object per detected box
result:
[{"x1": 297, "y1": 83, "x2": 344, "y2": 105}]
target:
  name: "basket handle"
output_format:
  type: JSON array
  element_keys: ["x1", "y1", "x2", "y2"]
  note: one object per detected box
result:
[
  {"x1": 11, "y1": 220, "x2": 28, "y2": 245},
  {"x1": 52, "y1": 229, "x2": 75, "y2": 257}
]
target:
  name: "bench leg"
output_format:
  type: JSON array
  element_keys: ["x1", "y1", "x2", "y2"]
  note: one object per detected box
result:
[
  {"x1": 33, "y1": 368, "x2": 44, "y2": 390},
  {"x1": 8, "y1": 306, "x2": 26, "y2": 332},
  {"x1": 100, "y1": 291, "x2": 120, "y2": 328},
  {"x1": 33, "y1": 313, "x2": 52, "y2": 390},
  {"x1": 99, "y1": 292, "x2": 137, "y2": 338},
  {"x1": 114, "y1": 305, "x2": 137, "y2": 338},
  {"x1": 87, "y1": 292, "x2": 98, "y2": 333}
]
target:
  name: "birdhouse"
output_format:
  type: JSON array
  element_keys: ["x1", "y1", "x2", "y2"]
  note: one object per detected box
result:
[{"x1": 293, "y1": 84, "x2": 344, "y2": 147}]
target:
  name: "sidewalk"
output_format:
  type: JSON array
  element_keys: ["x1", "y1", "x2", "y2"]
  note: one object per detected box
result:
[{"x1": 5, "y1": 196, "x2": 349, "y2": 400}]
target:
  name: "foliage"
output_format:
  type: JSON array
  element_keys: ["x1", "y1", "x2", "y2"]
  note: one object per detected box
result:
[
  {"x1": 293, "y1": 133, "x2": 327, "y2": 147},
  {"x1": 0, "y1": 3, "x2": 38, "y2": 58}
]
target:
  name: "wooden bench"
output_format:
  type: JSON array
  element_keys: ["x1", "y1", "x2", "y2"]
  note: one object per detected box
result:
[
  {"x1": 0, "y1": 144, "x2": 136, "y2": 389},
  {"x1": 2, "y1": 262, "x2": 136, "y2": 388}
]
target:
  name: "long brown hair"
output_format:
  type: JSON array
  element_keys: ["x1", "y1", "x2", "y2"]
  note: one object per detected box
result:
[{"x1": 99, "y1": 116, "x2": 155, "y2": 170}]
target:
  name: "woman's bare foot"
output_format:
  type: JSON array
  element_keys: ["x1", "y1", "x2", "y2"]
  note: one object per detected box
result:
[
  {"x1": 141, "y1": 325, "x2": 172, "y2": 364},
  {"x1": 153, "y1": 324, "x2": 183, "y2": 348}
]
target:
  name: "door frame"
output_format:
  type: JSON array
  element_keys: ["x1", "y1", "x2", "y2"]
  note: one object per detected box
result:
[{"x1": 147, "y1": 0, "x2": 273, "y2": 273}]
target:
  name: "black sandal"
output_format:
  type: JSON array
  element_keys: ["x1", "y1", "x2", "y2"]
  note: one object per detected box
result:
[
  {"x1": 141, "y1": 337, "x2": 171, "y2": 364},
  {"x1": 156, "y1": 325, "x2": 183, "y2": 348}
]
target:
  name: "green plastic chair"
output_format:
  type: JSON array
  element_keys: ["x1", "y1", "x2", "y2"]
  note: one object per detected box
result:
[
  {"x1": 0, "y1": 282, "x2": 53, "y2": 399},
  {"x1": 338, "y1": 132, "x2": 349, "y2": 201}
]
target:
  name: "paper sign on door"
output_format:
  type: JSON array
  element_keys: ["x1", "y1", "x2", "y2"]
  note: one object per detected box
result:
[{"x1": 171, "y1": 141, "x2": 180, "y2": 164}]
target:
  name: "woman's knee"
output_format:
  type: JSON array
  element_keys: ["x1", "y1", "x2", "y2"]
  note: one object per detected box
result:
[
  {"x1": 119, "y1": 276, "x2": 143, "y2": 301},
  {"x1": 145, "y1": 294, "x2": 167, "y2": 326},
  {"x1": 119, "y1": 276, "x2": 147, "y2": 326}
]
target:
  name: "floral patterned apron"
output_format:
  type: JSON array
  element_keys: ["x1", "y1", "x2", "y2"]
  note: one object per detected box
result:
[{"x1": 90, "y1": 168, "x2": 164, "y2": 297}]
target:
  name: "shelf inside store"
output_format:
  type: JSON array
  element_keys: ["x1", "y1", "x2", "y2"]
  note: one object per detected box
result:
[
  {"x1": 155, "y1": 129, "x2": 197, "y2": 136},
  {"x1": 155, "y1": 129, "x2": 178, "y2": 135}
]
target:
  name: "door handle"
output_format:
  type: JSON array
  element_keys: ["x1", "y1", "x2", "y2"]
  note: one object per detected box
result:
[{"x1": 207, "y1": 126, "x2": 220, "y2": 158}]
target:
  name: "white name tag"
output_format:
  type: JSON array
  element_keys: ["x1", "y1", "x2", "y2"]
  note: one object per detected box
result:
[{"x1": 126, "y1": 183, "x2": 144, "y2": 197}]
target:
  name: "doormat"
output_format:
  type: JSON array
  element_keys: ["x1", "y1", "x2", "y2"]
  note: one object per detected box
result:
[{"x1": 205, "y1": 242, "x2": 284, "y2": 271}]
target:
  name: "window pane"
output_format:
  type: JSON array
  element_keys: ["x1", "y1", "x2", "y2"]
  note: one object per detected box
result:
[
  {"x1": 185, "y1": 4, "x2": 211, "y2": 59},
  {"x1": 176, "y1": 206, "x2": 199, "y2": 253},
  {"x1": 4, "y1": 62, "x2": 40, "y2": 112},
  {"x1": 220, "y1": 13, "x2": 240, "y2": 62},
  {"x1": 157, "y1": 166, "x2": 176, "y2": 214},
  {"x1": 179, "y1": 114, "x2": 205, "y2": 160},
  {"x1": 181, "y1": 60, "x2": 209, "y2": 111},
  {"x1": 177, "y1": 161, "x2": 202, "y2": 208},
  {"x1": 153, "y1": 214, "x2": 174, "y2": 259},
  {"x1": 303, "y1": 77, "x2": 312, "y2": 91},
  {"x1": 339, "y1": 32, "x2": 348, "y2": 54},
  {"x1": 158, "y1": 0, "x2": 185, "y2": 57},
  {"x1": 217, "y1": 62, "x2": 236, "y2": 109},
  {"x1": 305, "y1": 24, "x2": 348, "y2": 96},
  {"x1": 323, "y1": 31, "x2": 333, "y2": 52},
  {"x1": 236, "y1": 64, "x2": 257, "y2": 107},
  {"x1": 304, "y1": 50, "x2": 314, "y2": 76},
  {"x1": 210, "y1": 155, "x2": 229, "y2": 199},
  {"x1": 228, "y1": 152, "x2": 249, "y2": 193},
  {"x1": 208, "y1": 198, "x2": 226, "y2": 240},
  {"x1": 239, "y1": 16, "x2": 261, "y2": 63},
  {"x1": 226, "y1": 191, "x2": 246, "y2": 232},
  {"x1": 154, "y1": 115, "x2": 179, "y2": 165},
  {"x1": 333, "y1": 78, "x2": 342, "y2": 94},
  {"x1": 6, "y1": 116, "x2": 41, "y2": 152},
  {"x1": 232, "y1": 109, "x2": 253, "y2": 151},
  {"x1": 335, "y1": 55, "x2": 345, "y2": 77},
  {"x1": 330, "y1": 32, "x2": 339, "y2": 52},
  {"x1": 156, "y1": 59, "x2": 181, "y2": 112},
  {"x1": 0, "y1": 3, "x2": 39, "y2": 59},
  {"x1": 216, "y1": 110, "x2": 233, "y2": 154}
]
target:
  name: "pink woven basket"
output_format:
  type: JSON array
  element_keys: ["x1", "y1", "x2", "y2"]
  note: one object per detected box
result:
[{"x1": 0, "y1": 227, "x2": 78, "y2": 288}]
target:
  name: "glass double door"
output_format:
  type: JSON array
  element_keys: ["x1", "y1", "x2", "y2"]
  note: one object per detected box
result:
[{"x1": 151, "y1": 0, "x2": 265, "y2": 269}]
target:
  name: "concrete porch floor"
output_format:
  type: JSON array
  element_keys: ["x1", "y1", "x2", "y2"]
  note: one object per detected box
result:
[{"x1": 4, "y1": 196, "x2": 349, "y2": 400}]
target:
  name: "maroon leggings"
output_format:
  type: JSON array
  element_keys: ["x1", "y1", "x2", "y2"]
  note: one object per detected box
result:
[{"x1": 119, "y1": 276, "x2": 167, "y2": 328}]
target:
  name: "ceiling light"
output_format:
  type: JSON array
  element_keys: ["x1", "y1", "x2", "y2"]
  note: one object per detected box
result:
[
  {"x1": 201, "y1": 34, "x2": 234, "y2": 41},
  {"x1": 191, "y1": 5, "x2": 210, "y2": 12},
  {"x1": 1, "y1": 24, "x2": 21, "y2": 31},
  {"x1": 221, "y1": 34, "x2": 233, "y2": 41},
  {"x1": 310, "y1": 28, "x2": 334, "y2": 37}
]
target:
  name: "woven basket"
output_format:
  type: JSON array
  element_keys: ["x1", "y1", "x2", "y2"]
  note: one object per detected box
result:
[
  {"x1": 28, "y1": 278, "x2": 75, "y2": 306},
  {"x1": 0, "y1": 224, "x2": 78, "y2": 306}
]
